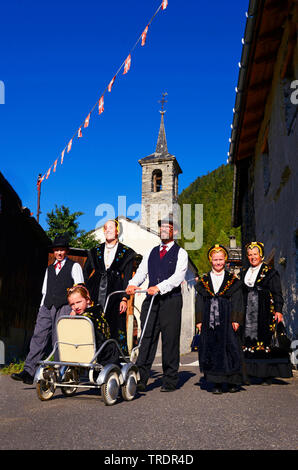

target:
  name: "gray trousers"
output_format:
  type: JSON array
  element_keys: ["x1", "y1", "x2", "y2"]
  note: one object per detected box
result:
[{"x1": 24, "y1": 304, "x2": 71, "y2": 376}]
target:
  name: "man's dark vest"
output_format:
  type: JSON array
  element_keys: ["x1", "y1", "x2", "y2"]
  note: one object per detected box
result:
[
  {"x1": 44, "y1": 258, "x2": 75, "y2": 309},
  {"x1": 148, "y1": 243, "x2": 181, "y2": 296}
]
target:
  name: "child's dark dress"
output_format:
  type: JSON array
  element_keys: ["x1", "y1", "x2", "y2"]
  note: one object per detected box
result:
[{"x1": 82, "y1": 305, "x2": 120, "y2": 366}]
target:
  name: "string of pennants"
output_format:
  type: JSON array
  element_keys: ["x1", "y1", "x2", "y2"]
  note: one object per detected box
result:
[{"x1": 37, "y1": 0, "x2": 168, "y2": 187}]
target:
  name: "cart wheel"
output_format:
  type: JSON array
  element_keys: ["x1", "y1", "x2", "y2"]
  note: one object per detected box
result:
[
  {"x1": 36, "y1": 368, "x2": 57, "y2": 401},
  {"x1": 121, "y1": 370, "x2": 137, "y2": 401},
  {"x1": 61, "y1": 367, "x2": 79, "y2": 397},
  {"x1": 101, "y1": 371, "x2": 120, "y2": 406}
]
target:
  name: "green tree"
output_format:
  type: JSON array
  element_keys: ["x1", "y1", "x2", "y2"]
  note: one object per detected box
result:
[{"x1": 46, "y1": 204, "x2": 98, "y2": 249}]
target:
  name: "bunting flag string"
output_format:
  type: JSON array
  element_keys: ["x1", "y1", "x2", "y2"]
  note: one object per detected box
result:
[
  {"x1": 98, "y1": 95, "x2": 104, "y2": 115},
  {"x1": 108, "y1": 76, "x2": 116, "y2": 92},
  {"x1": 141, "y1": 26, "x2": 149, "y2": 46},
  {"x1": 123, "y1": 54, "x2": 131, "y2": 75},
  {"x1": 37, "y1": 1, "x2": 169, "y2": 187}
]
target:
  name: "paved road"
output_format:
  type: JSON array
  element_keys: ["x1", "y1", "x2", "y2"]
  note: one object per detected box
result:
[{"x1": 1, "y1": 352, "x2": 298, "y2": 452}]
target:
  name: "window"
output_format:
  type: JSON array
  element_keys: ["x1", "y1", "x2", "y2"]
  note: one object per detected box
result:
[{"x1": 152, "y1": 169, "x2": 162, "y2": 192}]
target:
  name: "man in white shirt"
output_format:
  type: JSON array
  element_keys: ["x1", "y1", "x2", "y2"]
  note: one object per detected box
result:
[
  {"x1": 126, "y1": 214, "x2": 188, "y2": 392},
  {"x1": 11, "y1": 235, "x2": 84, "y2": 385}
]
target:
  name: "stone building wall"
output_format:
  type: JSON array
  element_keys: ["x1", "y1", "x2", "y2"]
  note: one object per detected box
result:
[
  {"x1": 250, "y1": 16, "x2": 298, "y2": 339},
  {"x1": 140, "y1": 157, "x2": 179, "y2": 233}
]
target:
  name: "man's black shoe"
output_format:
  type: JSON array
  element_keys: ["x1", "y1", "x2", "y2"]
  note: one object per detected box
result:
[
  {"x1": 160, "y1": 385, "x2": 176, "y2": 392},
  {"x1": 137, "y1": 382, "x2": 146, "y2": 392},
  {"x1": 11, "y1": 370, "x2": 34, "y2": 385},
  {"x1": 212, "y1": 384, "x2": 222, "y2": 394},
  {"x1": 228, "y1": 384, "x2": 239, "y2": 393}
]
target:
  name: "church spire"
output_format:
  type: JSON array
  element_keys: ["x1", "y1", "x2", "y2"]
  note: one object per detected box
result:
[{"x1": 155, "y1": 92, "x2": 168, "y2": 155}]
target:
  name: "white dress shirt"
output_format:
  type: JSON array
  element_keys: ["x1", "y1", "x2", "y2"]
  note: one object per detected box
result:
[
  {"x1": 210, "y1": 269, "x2": 225, "y2": 294},
  {"x1": 128, "y1": 241, "x2": 188, "y2": 295},
  {"x1": 40, "y1": 257, "x2": 84, "y2": 306},
  {"x1": 244, "y1": 263, "x2": 263, "y2": 287}
]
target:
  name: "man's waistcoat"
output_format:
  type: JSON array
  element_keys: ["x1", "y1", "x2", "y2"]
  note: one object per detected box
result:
[
  {"x1": 148, "y1": 243, "x2": 181, "y2": 296},
  {"x1": 44, "y1": 258, "x2": 75, "y2": 309}
]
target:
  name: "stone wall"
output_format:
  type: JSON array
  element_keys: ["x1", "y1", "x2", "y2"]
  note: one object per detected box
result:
[
  {"x1": 251, "y1": 18, "x2": 298, "y2": 339},
  {"x1": 140, "y1": 157, "x2": 179, "y2": 233}
]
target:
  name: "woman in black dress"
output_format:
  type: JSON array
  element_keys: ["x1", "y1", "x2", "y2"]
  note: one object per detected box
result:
[
  {"x1": 195, "y1": 245, "x2": 244, "y2": 394},
  {"x1": 241, "y1": 242, "x2": 292, "y2": 385}
]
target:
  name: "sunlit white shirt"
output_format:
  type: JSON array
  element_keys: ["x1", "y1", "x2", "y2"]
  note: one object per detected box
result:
[
  {"x1": 244, "y1": 263, "x2": 263, "y2": 287},
  {"x1": 210, "y1": 269, "x2": 225, "y2": 294},
  {"x1": 128, "y1": 241, "x2": 188, "y2": 295},
  {"x1": 104, "y1": 242, "x2": 118, "y2": 269},
  {"x1": 41, "y1": 258, "x2": 84, "y2": 306}
]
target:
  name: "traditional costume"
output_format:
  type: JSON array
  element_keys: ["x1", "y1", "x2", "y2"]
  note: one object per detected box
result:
[
  {"x1": 11, "y1": 235, "x2": 84, "y2": 383},
  {"x1": 241, "y1": 242, "x2": 292, "y2": 381},
  {"x1": 128, "y1": 215, "x2": 188, "y2": 391},
  {"x1": 84, "y1": 240, "x2": 136, "y2": 354},
  {"x1": 195, "y1": 245, "x2": 244, "y2": 391},
  {"x1": 81, "y1": 304, "x2": 119, "y2": 366}
]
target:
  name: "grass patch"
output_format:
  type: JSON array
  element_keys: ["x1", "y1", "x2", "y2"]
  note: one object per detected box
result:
[{"x1": 1, "y1": 360, "x2": 25, "y2": 375}]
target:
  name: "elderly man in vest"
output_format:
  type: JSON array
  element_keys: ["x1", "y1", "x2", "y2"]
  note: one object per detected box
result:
[
  {"x1": 126, "y1": 214, "x2": 188, "y2": 392},
  {"x1": 11, "y1": 235, "x2": 84, "y2": 385}
]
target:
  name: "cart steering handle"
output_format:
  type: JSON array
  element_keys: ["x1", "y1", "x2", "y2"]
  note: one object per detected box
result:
[{"x1": 103, "y1": 289, "x2": 155, "y2": 314}]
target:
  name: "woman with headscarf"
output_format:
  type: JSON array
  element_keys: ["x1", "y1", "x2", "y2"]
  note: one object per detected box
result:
[
  {"x1": 195, "y1": 244, "x2": 244, "y2": 394},
  {"x1": 241, "y1": 241, "x2": 292, "y2": 385}
]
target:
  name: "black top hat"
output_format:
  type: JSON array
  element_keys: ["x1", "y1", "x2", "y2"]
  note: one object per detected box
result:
[
  {"x1": 158, "y1": 213, "x2": 177, "y2": 228},
  {"x1": 51, "y1": 234, "x2": 70, "y2": 249}
]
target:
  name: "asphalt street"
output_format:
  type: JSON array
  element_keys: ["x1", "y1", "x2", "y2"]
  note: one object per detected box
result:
[{"x1": 1, "y1": 352, "x2": 298, "y2": 453}]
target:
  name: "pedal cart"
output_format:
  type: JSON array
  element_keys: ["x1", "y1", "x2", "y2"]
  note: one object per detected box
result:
[{"x1": 34, "y1": 290, "x2": 155, "y2": 406}]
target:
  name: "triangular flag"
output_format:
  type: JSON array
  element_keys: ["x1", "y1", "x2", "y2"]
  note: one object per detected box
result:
[
  {"x1": 84, "y1": 113, "x2": 90, "y2": 128},
  {"x1": 46, "y1": 167, "x2": 51, "y2": 180},
  {"x1": 38, "y1": 174, "x2": 45, "y2": 186},
  {"x1": 67, "y1": 138, "x2": 72, "y2": 153},
  {"x1": 141, "y1": 26, "x2": 148, "y2": 46},
  {"x1": 78, "y1": 127, "x2": 82, "y2": 138},
  {"x1": 61, "y1": 149, "x2": 65, "y2": 164},
  {"x1": 108, "y1": 76, "x2": 116, "y2": 92},
  {"x1": 161, "y1": 0, "x2": 168, "y2": 10},
  {"x1": 98, "y1": 96, "x2": 104, "y2": 115},
  {"x1": 53, "y1": 159, "x2": 58, "y2": 172},
  {"x1": 123, "y1": 54, "x2": 131, "y2": 74}
]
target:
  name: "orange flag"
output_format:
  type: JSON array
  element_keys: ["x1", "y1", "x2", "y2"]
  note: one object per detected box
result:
[
  {"x1": 98, "y1": 96, "x2": 104, "y2": 115},
  {"x1": 108, "y1": 76, "x2": 116, "y2": 92},
  {"x1": 67, "y1": 139, "x2": 72, "y2": 153},
  {"x1": 123, "y1": 54, "x2": 131, "y2": 74},
  {"x1": 141, "y1": 26, "x2": 148, "y2": 46},
  {"x1": 61, "y1": 149, "x2": 65, "y2": 164},
  {"x1": 78, "y1": 127, "x2": 82, "y2": 138},
  {"x1": 161, "y1": 0, "x2": 168, "y2": 10},
  {"x1": 53, "y1": 159, "x2": 58, "y2": 172},
  {"x1": 46, "y1": 167, "x2": 51, "y2": 180},
  {"x1": 84, "y1": 113, "x2": 90, "y2": 128}
]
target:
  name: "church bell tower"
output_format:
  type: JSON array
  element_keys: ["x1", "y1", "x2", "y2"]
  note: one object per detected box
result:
[{"x1": 139, "y1": 94, "x2": 182, "y2": 233}]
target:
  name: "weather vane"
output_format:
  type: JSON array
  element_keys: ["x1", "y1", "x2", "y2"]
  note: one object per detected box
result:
[{"x1": 158, "y1": 92, "x2": 168, "y2": 113}]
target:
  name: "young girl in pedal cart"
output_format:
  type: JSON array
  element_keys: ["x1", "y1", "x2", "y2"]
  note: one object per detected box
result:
[{"x1": 67, "y1": 284, "x2": 120, "y2": 366}]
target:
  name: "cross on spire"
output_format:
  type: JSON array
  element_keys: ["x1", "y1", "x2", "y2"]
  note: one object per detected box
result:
[
  {"x1": 156, "y1": 93, "x2": 168, "y2": 155},
  {"x1": 158, "y1": 92, "x2": 168, "y2": 114}
]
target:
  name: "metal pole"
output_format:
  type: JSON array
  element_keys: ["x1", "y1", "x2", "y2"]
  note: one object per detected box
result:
[{"x1": 36, "y1": 174, "x2": 42, "y2": 223}]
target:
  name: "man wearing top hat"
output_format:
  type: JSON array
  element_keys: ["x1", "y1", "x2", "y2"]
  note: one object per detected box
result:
[
  {"x1": 126, "y1": 214, "x2": 188, "y2": 392},
  {"x1": 11, "y1": 234, "x2": 84, "y2": 385}
]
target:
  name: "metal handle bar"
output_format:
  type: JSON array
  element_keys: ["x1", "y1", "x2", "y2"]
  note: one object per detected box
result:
[
  {"x1": 103, "y1": 289, "x2": 155, "y2": 314},
  {"x1": 103, "y1": 289, "x2": 158, "y2": 360}
]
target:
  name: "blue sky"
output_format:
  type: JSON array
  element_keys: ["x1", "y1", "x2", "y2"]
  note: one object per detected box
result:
[{"x1": 0, "y1": 0, "x2": 248, "y2": 233}]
